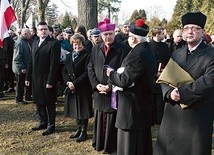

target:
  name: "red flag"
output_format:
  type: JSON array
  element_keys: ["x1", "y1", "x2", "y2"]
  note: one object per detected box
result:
[{"x1": 0, "y1": 0, "x2": 17, "y2": 47}]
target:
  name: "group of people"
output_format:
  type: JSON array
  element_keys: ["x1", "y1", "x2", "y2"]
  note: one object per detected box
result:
[{"x1": 0, "y1": 10, "x2": 213, "y2": 155}]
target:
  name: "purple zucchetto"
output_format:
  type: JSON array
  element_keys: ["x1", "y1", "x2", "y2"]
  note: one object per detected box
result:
[{"x1": 98, "y1": 18, "x2": 115, "y2": 33}]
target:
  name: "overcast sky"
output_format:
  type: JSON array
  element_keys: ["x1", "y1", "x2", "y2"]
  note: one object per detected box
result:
[{"x1": 51, "y1": 0, "x2": 177, "y2": 22}]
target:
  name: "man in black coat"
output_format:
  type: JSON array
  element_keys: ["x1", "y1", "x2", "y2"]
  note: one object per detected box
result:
[
  {"x1": 88, "y1": 18, "x2": 130, "y2": 154},
  {"x1": 114, "y1": 20, "x2": 130, "y2": 45},
  {"x1": 29, "y1": 27, "x2": 39, "y2": 47},
  {"x1": 148, "y1": 26, "x2": 171, "y2": 124},
  {"x1": 26, "y1": 22, "x2": 60, "y2": 136},
  {"x1": 168, "y1": 29, "x2": 186, "y2": 54},
  {"x1": 0, "y1": 47, "x2": 6, "y2": 99},
  {"x1": 154, "y1": 11, "x2": 214, "y2": 155},
  {"x1": 4, "y1": 36, "x2": 15, "y2": 92},
  {"x1": 106, "y1": 19, "x2": 156, "y2": 155}
]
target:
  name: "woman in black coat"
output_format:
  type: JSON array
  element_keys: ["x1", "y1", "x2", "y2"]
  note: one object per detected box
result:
[{"x1": 62, "y1": 34, "x2": 93, "y2": 142}]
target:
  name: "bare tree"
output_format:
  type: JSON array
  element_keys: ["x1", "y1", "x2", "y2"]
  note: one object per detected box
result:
[
  {"x1": 20, "y1": 0, "x2": 31, "y2": 27},
  {"x1": 11, "y1": 0, "x2": 36, "y2": 27},
  {"x1": 147, "y1": 5, "x2": 164, "y2": 20},
  {"x1": 77, "y1": 0, "x2": 98, "y2": 30}
]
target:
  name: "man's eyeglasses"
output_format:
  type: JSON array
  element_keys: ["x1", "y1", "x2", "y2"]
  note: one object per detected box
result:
[
  {"x1": 183, "y1": 26, "x2": 202, "y2": 32},
  {"x1": 115, "y1": 30, "x2": 120, "y2": 32}
]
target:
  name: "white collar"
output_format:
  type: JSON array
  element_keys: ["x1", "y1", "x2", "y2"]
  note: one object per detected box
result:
[{"x1": 189, "y1": 40, "x2": 202, "y2": 52}]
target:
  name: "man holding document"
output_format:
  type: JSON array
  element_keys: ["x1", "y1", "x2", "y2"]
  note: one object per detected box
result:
[{"x1": 154, "y1": 11, "x2": 214, "y2": 155}]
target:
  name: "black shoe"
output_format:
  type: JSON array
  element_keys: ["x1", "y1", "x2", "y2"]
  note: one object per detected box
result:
[
  {"x1": 69, "y1": 129, "x2": 81, "y2": 139},
  {"x1": 25, "y1": 97, "x2": 33, "y2": 101},
  {"x1": 0, "y1": 93, "x2": 5, "y2": 97},
  {"x1": 0, "y1": 93, "x2": 5, "y2": 100},
  {"x1": 42, "y1": 127, "x2": 55, "y2": 136},
  {"x1": 76, "y1": 131, "x2": 87, "y2": 142},
  {"x1": 16, "y1": 101, "x2": 28, "y2": 105},
  {"x1": 32, "y1": 124, "x2": 47, "y2": 131}
]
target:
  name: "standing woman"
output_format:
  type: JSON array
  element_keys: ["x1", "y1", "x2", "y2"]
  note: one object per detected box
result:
[{"x1": 62, "y1": 33, "x2": 93, "y2": 142}]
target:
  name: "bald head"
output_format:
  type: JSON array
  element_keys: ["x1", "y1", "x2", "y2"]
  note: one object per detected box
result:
[
  {"x1": 173, "y1": 29, "x2": 183, "y2": 44},
  {"x1": 21, "y1": 28, "x2": 31, "y2": 40}
]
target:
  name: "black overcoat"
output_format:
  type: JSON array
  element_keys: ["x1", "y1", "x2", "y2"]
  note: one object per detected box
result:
[
  {"x1": 148, "y1": 39, "x2": 171, "y2": 94},
  {"x1": 108, "y1": 42, "x2": 156, "y2": 130},
  {"x1": 62, "y1": 49, "x2": 93, "y2": 119},
  {"x1": 154, "y1": 42, "x2": 214, "y2": 155},
  {"x1": 26, "y1": 36, "x2": 60, "y2": 105},
  {"x1": 88, "y1": 41, "x2": 130, "y2": 112}
]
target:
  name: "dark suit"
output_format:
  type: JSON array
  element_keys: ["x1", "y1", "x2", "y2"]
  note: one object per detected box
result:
[
  {"x1": 108, "y1": 42, "x2": 156, "y2": 155},
  {"x1": 168, "y1": 39, "x2": 186, "y2": 54},
  {"x1": 154, "y1": 42, "x2": 214, "y2": 155},
  {"x1": 88, "y1": 41, "x2": 130, "y2": 153},
  {"x1": 115, "y1": 32, "x2": 129, "y2": 46},
  {"x1": 26, "y1": 36, "x2": 60, "y2": 128}
]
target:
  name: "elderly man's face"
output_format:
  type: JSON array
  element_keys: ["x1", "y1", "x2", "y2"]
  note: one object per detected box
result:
[
  {"x1": 182, "y1": 24, "x2": 204, "y2": 45},
  {"x1": 101, "y1": 30, "x2": 115, "y2": 45},
  {"x1": 121, "y1": 24, "x2": 130, "y2": 35},
  {"x1": 173, "y1": 31, "x2": 183, "y2": 44},
  {"x1": 91, "y1": 35, "x2": 102, "y2": 44}
]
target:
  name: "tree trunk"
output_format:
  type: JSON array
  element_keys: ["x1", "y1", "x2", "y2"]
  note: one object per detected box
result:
[
  {"x1": 78, "y1": 0, "x2": 98, "y2": 30},
  {"x1": 37, "y1": 0, "x2": 50, "y2": 22}
]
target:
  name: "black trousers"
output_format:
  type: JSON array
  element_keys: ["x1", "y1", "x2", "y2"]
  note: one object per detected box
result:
[
  {"x1": 15, "y1": 73, "x2": 32, "y2": 102},
  {"x1": 153, "y1": 92, "x2": 165, "y2": 124},
  {"x1": 36, "y1": 104, "x2": 56, "y2": 127},
  {"x1": 4, "y1": 67, "x2": 15, "y2": 90},
  {"x1": 0, "y1": 67, "x2": 4, "y2": 93}
]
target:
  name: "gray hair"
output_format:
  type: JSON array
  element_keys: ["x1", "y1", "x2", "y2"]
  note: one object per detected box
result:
[{"x1": 130, "y1": 32, "x2": 147, "y2": 43}]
